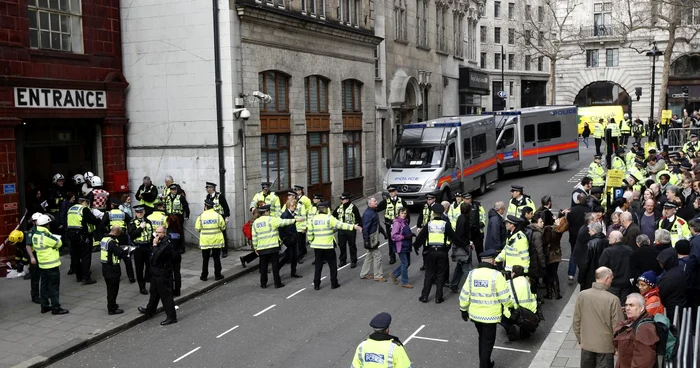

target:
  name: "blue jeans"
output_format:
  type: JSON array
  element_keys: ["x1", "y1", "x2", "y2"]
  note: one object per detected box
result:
[
  {"x1": 567, "y1": 249, "x2": 576, "y2": 277},
  {"x1": 392, "y1": 252, "x2": 411, "y2": 284},
  {"x1": 450, "y1": 260, "x2": 472, "y2": 289},
  {"x1": 582, "y1": 136, "x2": 589, "y2": 148}
]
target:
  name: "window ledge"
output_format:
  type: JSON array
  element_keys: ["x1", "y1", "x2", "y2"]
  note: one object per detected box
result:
[
  {"x1": 416, "y1": 45, "x2": 431, "y2": 51},
  {"x1": 375, "y1": 78, "x2": 383, "y2": 82},
  {"x1": 453, "y1": 55, "x2": 464, "y2": 61},
  {"x1": 436, "y1": 49, "x2": 450, "y2": 56},
  {"x1": 29, "y1": 49, "x2": 89, "y2": 61},
  {"x1": 394, "y1": 39, "x2": 410, "y2": 45}
]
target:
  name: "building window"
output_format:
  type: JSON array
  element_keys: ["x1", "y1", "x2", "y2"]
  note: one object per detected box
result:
[
  {"x1": 495, "y1": 53, "x2": 501, "y2": 69},
  {"x1": 264, "y1": 0, "x2": 285, "y2": 9},
  {"x1": 304, "y1": 76, "x2": 329, "y2": 113},
  {"x1": 524, "y1": 30, "x2": 531, "y2": 45},
  {"x1": 259, "y1": 71, "x2": 289, "y2": 113},
  {"x1": 606, "y1": 48, "x2": 619, "y2": 67},
  {"x1": 307, "y1": 132, "x2": 330, "y2": 194},
  {"x1": 436, "y1": 6, "x2": 447, "y2": 52},
  {"x1": 480, "y1": 26, "x2": 487, "y2": 42},
  {"x1": 586, "y1": 49, "x2": 599, "y2": 67},
  {"x1": 593, "y1": 2, "x2": 612, "y2": 35},
  {"x1": 538, "y1": 56, "x2": 543, "y2": 71},
  {"x1": 394, "y1": 0, "x2": 408, "y2": 41},
  {"x1": 537, "y1": 6, "x2": 544, "y2": 22},
  {"x1": 343, "y1": 132, "x2": 362, "y2": 180},
  {"x1": 303, "y1": 0, "x2": 325, "y2": 17},
  {"x1": 416, "y1": 0, "x2": 428, "y2": 47},
  {"x1": 494, "y1": 27, "x2": 501, "y2": 44},
  {"x1": 261, "y1": 134, "x2": 291, "y2": 191},
  {"x1": 342, "y1": 79, "x2": 362, "y2": 113},
  {"x1": 508, "y1": 28, "x2": 514, "y2": 44},
  {"x1": 524, "y1": 55, "x2": 531, "y2": 70},
  {"x1": 508, "y1": 54, "x2": 514, "y2": 70},
  {"x1": 525, "y1": 5, "x2": 531, "y2": 20},
  {"x1": 494, "y1": 1, "x2": 500, "y2": 18},
  {"x1": 509, "y1": 81, "x2": 514, "y2": 95},
  {"x1": 481, "y1": 52, "x2": 487, "y2": 68},
  {"x1": 454, "y1": 13, "x2": 464, "y2": 57},
  {"x1": 374, "y1": 44, "x2": 380, "y2": 78},
  {"x1": 508, "y1": 2, "x2": 514, "y2": 20},
  {"x1": 341, "y1": 0, "x2": 359, "y2": 26},
  {"x1": 28, "y1": 0, "x2": 83, "y2": 53},
  {"x1": 469, "y1": 21, "x2": 477, "y2": 60},
  {"x1": 538, "y1": 31, "x2": 544, "y2": 46}
]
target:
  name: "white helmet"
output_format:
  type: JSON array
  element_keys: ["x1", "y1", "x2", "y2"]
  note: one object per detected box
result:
[
  {"x1": 36, "y1": 214, "x2": 51, "y2": 226},
  {"x1": 90, "y1": 176, "x2": 103, "y2": 187},
  {"x1": 52, "y1": 173, "x2": 65, "y2": 184},
  {"x1": 73, "y1": 174, "x2": 85, "y2": 185},
  {"x1": 84, "y1": 171, "x2": 95, "y2": 181},
  {"x1": 31, "y1": 212, "x2": 42, "y2": 222},
  {"x1": 624, "y1": 113, "x2": 629, "y2": 119}
]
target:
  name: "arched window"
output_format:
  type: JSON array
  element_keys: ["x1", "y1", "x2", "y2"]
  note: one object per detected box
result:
[
  {"x1": 258, "y1": 70, "x2": 291, "y2": 191},
  {"x1": 305, "y1": 75, "x2": 331, "y2": 200},
  {"x1": 258, "y1": 71, "x2": 289, "y2": 114},
  {"x1": 304, "y1": 75, "x2": 329, "y2": 114}
]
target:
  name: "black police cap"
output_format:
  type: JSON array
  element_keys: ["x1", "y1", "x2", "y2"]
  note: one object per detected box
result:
[{"x1": 369, "y1": 312, "x2": 392, "y2": 329}]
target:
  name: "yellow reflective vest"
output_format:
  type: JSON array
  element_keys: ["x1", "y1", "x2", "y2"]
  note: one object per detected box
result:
[
  {"x1": 334, "y1": 203, "x2": 357, "y2": 225},
  {"x1": 131, "y1": 218, "x2": 153, "y2": 244},
  {"x1": 593, "y1": 123, "x2": 605, "y2": 138},
  {"x1": 608, "y1": 123, "x2": 621, "y2": 137},
  {"x1": 67, "y1": 204, "x2": 85, "y2": 231},
  {"x1": 495, "y1": 230, "x2": 530, "y2": 272},
  {"x1": 611, "y1": 156, "x2": 626, "y2": 171},
  {"x1": 384, "y1": 197, "x2": 405, "y2": 223},
  {"x1": 195, "y1": 209, "x2": 226, "y2": 249},
  {"x1": 448, "y1": 200, "x2": 463, "y2": 229},
  {"x1": 147, "y1": 211, "x2": 168, "y2": 229},
  {"x1": 427, "y1": 220, "x2": 448, "y2": 247},
  {"x1": 108, "y1": 209, "x2": 126, "y2": 229},
  {"x1": 100, "y1": 236, "x2": 121, "y2": 265},
  {"x1": 588, "y1": 162, "x2": 606, "y2": 187},
  {"x1": 658, "y1": 216, "x2": 691, "y2": 247},
  {"x1": 165, "y1": 194, "x2": 183, "y2": 215},
  {"x1": 252, "y1": 215, "x2": 296, "y2": 251},
  {"x1": 31, "y1": 226, "x2": 62, "y2": 269},
  {"x1": 620, "y1": 119, "x2": 631, "y2": 134},
  {"x1": 625, "y1": 151, "x2": 636, "y2": 170},
  {"x1": 459, "y1": 266, "x2": 513, "y2": 323},
  {"x1": 351, "y1": 337, "x2": 412, "y2": 368},
  {"x1": 506, "y1": 196, "x2": 535, "y2": 218},
  {"x1": 298, "y1": 195, "x2": 312, "y2": 214},
  {"x1": 295, "y1": 205, "x2": 308, "y2": 232},
  {"x1": 308, "y1": 214, "x2": 354, "y2": 249},
  {"x1": 250, "y1": 191, "x2": 281, "y2": 217},
  {"x1": 509, "y1": 275, "x2": 537, "y2": 313},
  {"x1": 420, "y1": 203, "x2": 432, "y2": 227}
]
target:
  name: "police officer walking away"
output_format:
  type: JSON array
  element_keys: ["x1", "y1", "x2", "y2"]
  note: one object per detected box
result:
[
  {"x1": 252, "y1": 204, "x2": 301, "y2": 289},
  {"x1": 459, "y1": 249, "x2": 513, "y2": 368},
  {"x1": 351, "y1": 312, "x2": 412, "y2": 368},
  {"x1": 102, "y1": 199, "x2": 135, "y2": 283},
  {"x1": 32, "y1": 215, "x2": 69, "y2": 315},
  {"x1": 100, "y1": 226, "x2": 132, "y2": 315},
  {"x1": 204, "y1": 182, "x2": 230, "y2": 257},
  {"x1": 308, "y1": 201, "x2": 361, "y2": 290},
  {"x1": 66, "y1": 197, "x2": 101, "y2": 285},
  {"x1": 413, "y1": 204, "x2": 464, "y2": 303},
  {"x1": 334, "y1": 192, "x2": 362, "y2": 268},
  {"x1": 135, "y1": 176, "x2": 159, "y2": 216},
  {"x1": 416, "y1": 193, "x2": 437, "y2": 271},
  {"x1": 377, "y1": 186, "x2": 406, "y2": 265},
  {"x1": 129, "y1": 205, "x2": 153, "y2": 294},
  {"x1": 195, "y1": 199, "x2": 226, "y2": 281},
  {"x1": 138, "y1": 226, "x2": 177, "y2": 326}
]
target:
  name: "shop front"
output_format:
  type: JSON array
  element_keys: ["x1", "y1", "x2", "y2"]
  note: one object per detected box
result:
[
  {"x1": 458, "y1": 67, "x2": 490, "y2": 114},
  {"x1": 667, "y1": 53, "x2": 700, "y2": 116}
]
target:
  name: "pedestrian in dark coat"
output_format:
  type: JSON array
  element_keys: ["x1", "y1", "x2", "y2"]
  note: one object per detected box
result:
[
  {"x1": 566, "y1": 196, "x2": 592, "y2": 278},
  {"x1": 599, "y1": 231, "x2": 634, "y2": 304},
  {"x1": 138, "y1": 225, "x2": 177, "y2": 325},
  {"x1": 656, "y1": 247, "x2": 687, "y2": 323},
  {"x1": 579, "y1": 222, "x2": 608, "y2": 291},
  {"x1": 630, "y1": 234, "x2": 662, "y2": 280},
  {"x1": 620, "y1": 212, "x2": 641, "y2": 249},
  {"x1": 485, "y1": 203, "x2": 506, "y2": 251}
]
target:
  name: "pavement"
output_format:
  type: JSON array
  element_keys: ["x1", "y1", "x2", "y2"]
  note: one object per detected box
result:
[
  {"x1": 3, "y1": 142, "x2": 598, "y2": 368},
  {"x1": 528, "y1": 288, "x2": 582, "y2": 368}
]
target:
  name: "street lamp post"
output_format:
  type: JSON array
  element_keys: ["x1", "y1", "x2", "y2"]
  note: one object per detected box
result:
[{"x1": 646, "y1": 41, "x2": 664, "y2": 132}]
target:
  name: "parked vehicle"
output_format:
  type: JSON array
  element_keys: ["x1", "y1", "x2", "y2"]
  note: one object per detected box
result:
[{"x1": 577, "y1": 105, "x2": 624, "y2": 135}]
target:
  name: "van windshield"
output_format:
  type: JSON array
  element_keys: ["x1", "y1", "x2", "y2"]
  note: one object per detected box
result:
[{"x1": 392, "y1": 146, "x2": 445, "y2": 168}]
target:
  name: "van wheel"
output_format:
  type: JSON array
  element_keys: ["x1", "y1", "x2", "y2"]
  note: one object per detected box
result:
[
  {"x1": 547, "y1": 157, "x2": 559, "y2": 173},
  {"x1": 440, "y1": 189, "x2": 450, "y2": 203},
  {"x1": 478, "y1": 176, "x2": 487, "y2": 195}
]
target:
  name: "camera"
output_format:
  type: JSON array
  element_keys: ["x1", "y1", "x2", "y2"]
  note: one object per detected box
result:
[
  {"x1": 234, "y1": 108, "x2": 251, "y2": 121},
  {"x1": 252, "y1": 91, "x2": 272, "y2": 104}
]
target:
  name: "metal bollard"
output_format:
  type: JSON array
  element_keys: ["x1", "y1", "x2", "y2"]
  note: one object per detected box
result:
[{"x1": 694, "y1": 308, "x2": 699, "y2": 368}]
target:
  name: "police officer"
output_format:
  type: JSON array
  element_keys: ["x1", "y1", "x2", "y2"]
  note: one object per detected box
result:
[
  {"x1": 100, "y1": 226, "x2": 132, "y2": 315},
  {"x1": 416, "y1": 193, "x2": 437, "y2": 271},
  {"x1": 448, "y1": 192, "x2": 466, "y2": 229},
  {"x1": 195, "y1": 199, "x2": 226, "y2": 281},
  {"x1": 101, "y1": 198, "x2": 135, "y2": 283},
  {"x1": 294, "y1": 185, "x2": 312, "y2": 214},
  {"x1": 351, "y1": 312, "x2": 412, "y2": 368},
  {"x1": 495, "y1": 216, "x2": 531, "y2": 274},
  {"x1": 593, "y1": 118, "x2": 605, "y2": 155},
  {"x1": 32, "y1": 215, "x2": 69, "y2": 315},
  {"x1": 66, "y1": 197, "x2": 101, "y2": 285},
  {"x1": 147, "y1": 201, "x2": 168, "y2": 229},
  {"x1": 626, "y1": 142, "x2": 640, "y2": 170},
  {"x1": 204, "y1": 182, "x2": 230, "y2": 257},
  {"x1": 506, "y1": 185, "x2": 535, "y2": 218},
  {"x1": 165, "y1": 183, "x2": 189, "y2": 246},
  {"x1": 620, "y1": 113, "x2": 631, "y2": 146},
  {"x1": 301, "y1": 193, "x2": 323, "y2": 264},
  {"x1": 588, "y1": 155, "x2": 606, "y2": 188},
  {"x1": 129, "y1": 205, "x2": 153, "y2": 295},
  {"x1": 135, "y1": 176, "x2": 159, "y2": 216},
  {"x1": 252, "y1": 204, "x2": 301, "y2": 289},
  {"x1": 413, "y1": 203, "x2": 464, "y2": 303},
  {"x1": 308, "y1": 201, "x2": 361, "y2": 290},
  {"x1": 499, "y1": 265, "x2": 538, "y2": 341},
  {"x1": 464, "y1": 193, "x2": 487, "y2": 262},
  {"x1": 377, "y1": 186, "x2": 407, "y2": 264},
  {"x1": 459, "y1": 249, "x2": 513, "y2": 368},
  {"x1": 658, "y1": 202, "x2": 690, "y2": 247},
  {"x1": 334, "y1": 192, "x2": 362, "y2": 268},
  {"x1": 607, "y1": 118, "x2": 621, "y2": 151},
  {"x1": 611, "y1": 148, "x2": 627, "y2": 171},
  {"x1": 249, "y1": 182, "x2": 281, "y2": 216}
]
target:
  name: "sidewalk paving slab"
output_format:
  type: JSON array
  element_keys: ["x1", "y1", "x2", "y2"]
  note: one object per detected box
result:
[{"x1": 528, "y1": 287, "x2": 581, "y2": 368}]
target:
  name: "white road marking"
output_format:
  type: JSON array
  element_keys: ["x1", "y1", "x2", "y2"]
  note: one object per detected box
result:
[
  {"x1": 338, "y1": 263, "x2": 349, "y2": 270},
  {"x1": 494, "y1": 346, "x2": 531, "y2": 353},
  {"x1": 554, "y1": 330, "x2": 564, "y2": 333},
  {"x1": 411, "y1": 336, "x2": 449, "y2": 343},
  {"x1": 286, "y1": 288, "x2": 306, "y2": 299},
  {"x1": 568, "y1": 168, "x2": 588, "y2": 183},
  {"x1": 561, "y1": 258, "x2": 570, "y2": 261},
  {"x1": 403, "y1": 325, "x2": 426, "y2": 345},
  {"x1": 173, "y1": 347, "x2": 201, "y2": 363},
  {"x1": 216, "y1": 325, "x2": 239, "y2": 339},
  {"x1": 254, "y1": 304, "x2": 276, "y2": 317}
]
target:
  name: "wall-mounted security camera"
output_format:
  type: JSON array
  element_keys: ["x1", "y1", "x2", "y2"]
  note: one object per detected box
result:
[
  {"x1": 234, "y1": 107, "x2": 251, "y2": 120},
  {"x1": 252, "y1": 91, "x2": 272, "y2": 104}
]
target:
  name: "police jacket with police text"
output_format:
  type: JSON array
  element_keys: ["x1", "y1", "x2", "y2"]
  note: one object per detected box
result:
[
  {"x1": 411, "y1": 217, "x2": 465, "y2": 250},
  {"x1": 351, "y1": 332, "x2": 412, "y2": 368},
  {"x1": 101, "y1": 235, "x2": 128, "y2": 279}
]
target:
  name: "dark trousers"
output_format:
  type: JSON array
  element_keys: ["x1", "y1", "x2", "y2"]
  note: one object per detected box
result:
[
  {"x1": 133, "y1": 246, "x2": 151, "y2": 289},
  {"x1": 122, "y1": 255, "x2": 135, "y2": 281},
  {"x1": 297, "y1": 232, "x2": 307, "y2": 258},
  {"x1": 104, "y1": 277, "x2": 120, "y2": 312},
  {"x1": 608, "y1": 285, "x2": 631, "y2": 306},
  {"x1": 67, "y1": 231, "x2": 88, "y2": 281},
  {"x1": 39, "y1": 266, "x2": 60, "y2": 310},
  {"x1": 546, "y1": 262, "x2": 560, "y2": 285},
  {"x1": 621, "y1": 133, "x2": 630, "y2": 145},
  {"x1": 222, "y1": 230, "x2": 229, "y2": 256},
  {"x1": 474, "y1": 321, "x2": 497, "y2": 368},
  {"x1": 421, "y1": 248, "x2": 449, "y2": 299},
  {"x1": 146, "y1": 276, "x2": 177, "y2": 320},
  {"x1": 580, "y1": 350, "x2": 614, "y2": 368},
  {"x1": 337, "y1": 230, "x2": 357, "y2": 264},
  {"x1": 241, "y1": 251, "x2": 258, "y2": 266},
  {"x1": 259, "y1": 252, "x2": 282, "y2": 287},
  {"x1": 280, "y1": 236, "x2": 298, "y2": 275},
  {"x1": 313, "y1": 248, "x2": 338, "y2": 287},
  {"x1": 594, "y1": 138, "x2": 602, "y2": 155},
  {"x1": 171, "y1": 252, "x2": 182, "y2": 295},
  {"x1": 201, "y1": 248, "x2": 222, "y2": 278},
  {"x1": 29, "y1": 255, "x2": 40, "y2": 301},
  {"x1": 472, "y1": 232, "x2": 484, "y2": 263},
  {"x1": 385, "y1": 224, "x2": 396, "y2": 260}
]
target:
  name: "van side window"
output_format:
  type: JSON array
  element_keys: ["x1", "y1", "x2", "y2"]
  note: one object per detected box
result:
[
  {"x1": 463, "y1": 138, "x2": 471, "y2": 159},
  {"x1": 502, "y1": 128, "x2": 514, "y2": 146},
  {"x1": 447, "y1": 142, "x2": 456, "y2": 167},
  {"x1": 537, "y1": 121, "x2": 562, "y2": 141},
  {"x1": 473, "y1": 133, "x2": 487, "y2": 157},
  {"x1": 524, "y1": 125, "x2": 535, "y2": 143}
]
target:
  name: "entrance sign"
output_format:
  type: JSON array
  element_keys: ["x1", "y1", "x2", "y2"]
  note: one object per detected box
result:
[{"x1": 14, "y1": 87, "x2": 106, "y2": 109}]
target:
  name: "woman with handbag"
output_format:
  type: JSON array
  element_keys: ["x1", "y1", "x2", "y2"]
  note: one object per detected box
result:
[
  {"x1": 544, "y1": 214, "x2": 567, "y2": 299},
  {"x1": 390, "y1": 208, "x2": 415, "y2": 288}
]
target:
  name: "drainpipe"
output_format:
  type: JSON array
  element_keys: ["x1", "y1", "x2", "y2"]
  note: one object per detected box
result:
[
  {"x1": 240, "y1": 128, "x2": 248, "y2": 217},
  {"x1": 212, "y1": 0, "x2": 226, "y2": 195}
]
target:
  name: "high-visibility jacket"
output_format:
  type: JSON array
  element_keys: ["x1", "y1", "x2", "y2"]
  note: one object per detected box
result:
[
  {"x1": 683, "y1": 141, "x2": 699, "y2": 156},
  {"x1": 108, "y1": 209, "x2": 126, "y2": 229},
  {"x1": 351, "y1": 336, "x2": 412, "y2": 368},
  {"x1": 31, "y1": 226, "x2": 62, "y2": 269},
  {"x1": 250, "y1": 191, "x2": 281, "y2": 217},
  {"x1": 629, "y1": 166, "x2": 647, "y2": 183},
  {"x1": 306, "y1": 204, "x2": 319, "y2": 227},
  {"x1": 509, "y1": 275, "x2": 537, "y2": 313},
  {"x1": 620, "y1": 119, "x2": 631, "y2": 134},
  {"x1": 131, "y1": 218, "x2": 153, "y2": 244},
  {"x1": 147, "y1": 211, "x2": 168, "y2": 229},
  {"x1": 165, "y1": 194, "x2": 184, "y2": 215},
  {"x1": 252, "y1": 215, "x2": 296, "y2": 251},
  {"x1": 67, "y1": 204, "x2": 85, "y2": 231},
  {"x1": 100, "y1": 236, "x2": 121, "y2": 264},
  {"x1": 384, "y1": 197, "x2": 405, "y2": 223},
  {"x1": 208, "y1": 192, "x2": 225, "y2": 216},
  {"x1": 298, "y1": 195, "x2": 312, "y2": 213},
  {"x1": 448, "y1": 200, "x2": 463, "y2": 229},
  {"x1": 625, "y1": 151, "x2": 636, "y2": 169},
  {"x1": 588, "y1": 162, "x2": 606, "y2": 187},
  {"x1": 295, "y1": 204, "x2": 308, "y2": 232},
  {"x1": 658, "y1": 216, "x2": 691, "y2": 247},
  {"x1": 420, "y1": 203, "x2": 432, "y2": 227},
  {"x1": 308, "y1": 214, "x2": 354, "y2": 249},
  {"x1": 459, "y1": 266, "x2": 513, "y2": 323},
  {"x1": 506, "y1": 196, "x2": 535, "y2": 218},
  {"x1": 195, "y1": 209, "x2": 226, "y2": 249},
  {"x1": 475, "y1": 203, "x2": 487, "y2": 234},
  {"x1": 335, "y1": 203, "x2": 357, "y2": 225},
  {"x1": 495, "y1": 230, "x2": 530, "y2": 272},
  {"x1": 611, "y1": 156, "x2": 626, "y2": 171},
  {"x1": 608, "y1": 123, "x2": 621, "y2": 137},
  {"x1": 593, "y1": 123, "x2": 605, "y2": 138},
  {"x1": 427, "y1": 220, "x2": 448, "y2": 247}
]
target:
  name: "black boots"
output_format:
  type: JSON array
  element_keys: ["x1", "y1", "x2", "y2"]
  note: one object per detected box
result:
[
  {"x1": 544, "y1": 285, "x2": 553, "y2": 300},
  {"x1": 553, "y1": 279, "x2": 563, "y2": 300}
]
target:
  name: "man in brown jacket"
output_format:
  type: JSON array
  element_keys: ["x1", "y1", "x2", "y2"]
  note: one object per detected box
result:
[
  {"x1": 613, "y1": 293, "x2": 660, "y2": 368},
  {"x1": 573, "y1": 266, "x2": 624, "y2": 368}
]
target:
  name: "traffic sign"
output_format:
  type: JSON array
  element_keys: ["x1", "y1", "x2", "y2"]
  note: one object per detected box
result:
[
  {"x1": 497, "y1": 90, "x2": 507, "y2": 98},
  {"x1": 606, "y1": 169, "x2": 625, "y2": 188},
  {"x1": 671, "y1": 93, "x2": 689, "y2": 98}
]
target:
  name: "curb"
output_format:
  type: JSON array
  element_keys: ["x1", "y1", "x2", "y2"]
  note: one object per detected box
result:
[
  {"x1": 14, "y1": 260, "x2": 258, "y2": 368},
  {"x1": 527, "y1": 287, "x2": 580, "y2": 368}
]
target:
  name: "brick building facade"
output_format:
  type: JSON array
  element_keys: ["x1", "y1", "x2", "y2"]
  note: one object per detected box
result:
[{"x1": 0, "y1": 0, "x2": 127, "y2": 267}]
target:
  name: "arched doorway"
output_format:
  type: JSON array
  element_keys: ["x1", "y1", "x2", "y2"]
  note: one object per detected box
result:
[
  {"x1": 574, "y1": 81, "x2": 632, "y2": 114},
  {"x1": 668, "y1": 53, "x2": 700, "y2": 115}
]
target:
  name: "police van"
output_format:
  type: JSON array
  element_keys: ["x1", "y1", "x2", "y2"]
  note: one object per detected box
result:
[
  {"x1": 382, "y1": 115, "x2": 498, "y2": 206},
  {"x1": 484, "y1": 106, "x2": 579, "y2": 176}
]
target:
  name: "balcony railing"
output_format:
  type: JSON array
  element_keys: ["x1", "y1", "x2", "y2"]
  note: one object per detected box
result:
[{"x1": 579, "y1": 25, "x2": 620, "y2": 38}]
